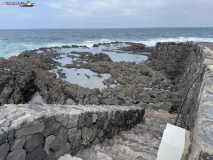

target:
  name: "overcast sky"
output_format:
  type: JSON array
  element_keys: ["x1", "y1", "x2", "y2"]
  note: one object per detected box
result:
[{"x1": 1, "y1": 0, "x2": 213, "y2": 29}]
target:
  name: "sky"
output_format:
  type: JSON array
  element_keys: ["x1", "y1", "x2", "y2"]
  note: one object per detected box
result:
[{"x1": 0, "y1": 0, "x2": 213, "y2": 29}]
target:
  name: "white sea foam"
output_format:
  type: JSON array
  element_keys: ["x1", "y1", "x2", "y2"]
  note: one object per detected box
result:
[
  {"x1": 1, "y1": 37, "x2": 213, "y2": 58},
  {"x1": 137, "y1": 37, "x2": 213, "y2": 47},
  {"x1": 84, "y1": 41, "x2": 95, "y2": 43}
]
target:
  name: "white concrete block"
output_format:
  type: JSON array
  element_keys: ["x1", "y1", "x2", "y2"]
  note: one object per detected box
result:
[{"x1": 157, "y1": 123, "x2": 186, "y2": 160}]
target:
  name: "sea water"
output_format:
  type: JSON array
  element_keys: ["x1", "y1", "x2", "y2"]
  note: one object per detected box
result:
[
  {"x1": 0, "y1": 28, "x2": 213, "y2": 58},
  {"x1": 1, "y1": 28, "x2": 213, "y2": 104}
]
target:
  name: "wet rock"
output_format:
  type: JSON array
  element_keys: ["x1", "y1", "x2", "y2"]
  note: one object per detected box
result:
[
  {"x1": 88, "y1": 53, "x2": 112, "y2": 62},
  {"x1": 93, "y1": 44, "x2": 98, "y2": 47},
  {"x1": 84, "y1": 74, "x2": 90, "y2": 79}
]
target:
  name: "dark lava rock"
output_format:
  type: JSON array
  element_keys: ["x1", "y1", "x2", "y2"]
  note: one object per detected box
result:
[
  {"x1": 24, "y1": 133, "x2": 44, "y2": 153},
  {"x1": 5, "y1": 149, "x2": 26, "y2": 160}
]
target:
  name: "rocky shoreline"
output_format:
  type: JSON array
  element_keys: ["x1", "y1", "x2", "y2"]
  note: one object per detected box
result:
[
  {"x1": 0, "y1": 42, "x2": 192, "y2": 113},
  {"x1": 0, "y1": 41, "x2": 209, "y2": 160}
]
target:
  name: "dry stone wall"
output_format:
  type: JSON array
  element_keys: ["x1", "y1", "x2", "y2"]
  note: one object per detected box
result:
[
  {"x1": 0, "y1": 104, "x2": 144, "y2": 160},
  {"x1": 151, "y1": 42, "x2": 205, "y2": 131},
  {"x1": 151, "y1": 42, "x2": 213, "y2": 159}
]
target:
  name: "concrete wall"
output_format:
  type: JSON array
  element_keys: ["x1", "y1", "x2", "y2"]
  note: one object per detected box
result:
[{"x1": 0, "y1": 104, "x2": 144, "y2": 160}]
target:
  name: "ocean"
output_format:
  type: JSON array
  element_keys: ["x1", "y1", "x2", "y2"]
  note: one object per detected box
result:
[{"x1": 0, "y1": 27, "x2": 213, "y2": 58}]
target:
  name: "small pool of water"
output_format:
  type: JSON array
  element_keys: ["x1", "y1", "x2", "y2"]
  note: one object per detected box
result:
[
  {"x1": 49, "y1": 67, "x2": 115, "y2": 90},
  {"x1": 161, "y1": 70, "x2": 181, "y2": 83},
  {"x1": 52, "y1": 54, "x2": 79, "y2": 66},
  {"x1": 53, "y1": 47, "x2": 147, "y2": 64},
  {"x1": 36, "y1": 51, "x2": 44, "y2": 54},
  {"x1": 28, "y1": 92, "x2": 45, "y2": 104},
  {"x1": 66, "y1": 98, "x2": 76, "y2": 105},
  {"x1": 36, "y1": 43, "x2": 148, "y2": 64}
]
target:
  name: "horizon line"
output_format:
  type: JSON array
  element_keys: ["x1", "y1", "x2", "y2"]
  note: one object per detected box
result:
[{"x1": 0, "y1": 27, "x2": 213, "y2": 30}]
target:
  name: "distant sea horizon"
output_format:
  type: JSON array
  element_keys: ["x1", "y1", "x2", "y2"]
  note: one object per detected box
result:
[{"x1": 0, "y1": 27, "x2": 213, "y2": 58}]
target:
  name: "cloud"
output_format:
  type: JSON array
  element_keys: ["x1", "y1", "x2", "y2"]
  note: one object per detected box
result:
[
  {"x1": 43, "y1": 2, "x2": 62, "y2": 9},
  {"x1": 1, "y1": 0, "x2": 213, "y2": 28}
]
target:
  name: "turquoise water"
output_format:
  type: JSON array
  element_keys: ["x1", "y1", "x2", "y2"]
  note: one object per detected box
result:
[{"x1": 0, "y1": 28, "x2": 213, "y2": 58}]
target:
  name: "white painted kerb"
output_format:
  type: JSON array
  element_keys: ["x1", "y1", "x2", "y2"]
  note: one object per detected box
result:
[{"x1": 157, "y1": 123, "x2": 186, "y2": 160}]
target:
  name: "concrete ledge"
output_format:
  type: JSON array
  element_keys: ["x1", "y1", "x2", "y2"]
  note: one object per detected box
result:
[
  {"x1": 0, "y1": 104, "x2": 145, "y2": 160},
  {"x1": 189, "y1": 65, "x2": 213, "y2": 159},
  {"x1": 157, "y1": 123, "x2": 186, "y2": 160}
]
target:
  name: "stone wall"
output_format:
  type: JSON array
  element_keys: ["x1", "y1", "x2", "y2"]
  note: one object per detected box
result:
[
  {"x1": 151, "y1": 42, "x2": 205, "y2": 131},
  {"x1": 151, "y1": 42, "x2": 213, "y2": 159},
  {"x1": 0, "y1": 104, "x2": 144, "y2": 160},
  {"x1": 188, "y1": 52, "x2": 213, "y2": 159}
]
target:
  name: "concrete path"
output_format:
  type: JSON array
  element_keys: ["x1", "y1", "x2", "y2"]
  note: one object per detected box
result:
[{"x1": 197, "y1": 42, "x2": 213, "y2": 51}]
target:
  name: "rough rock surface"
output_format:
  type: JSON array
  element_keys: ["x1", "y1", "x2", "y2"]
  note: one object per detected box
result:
[
  {"x1": 72, "y1": 109, "x2": 180, "y2": 160},
  {"x1": 0, "y1": 42, "x2": 183, "y2": 113},
  {"x1": 0, "y1": 104, "x2": 144, "y2": 160}
]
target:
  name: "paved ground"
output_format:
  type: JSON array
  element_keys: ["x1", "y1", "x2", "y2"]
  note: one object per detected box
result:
[{"x1": 73, "y1": 109, "x2": 180, "y2": 160}]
